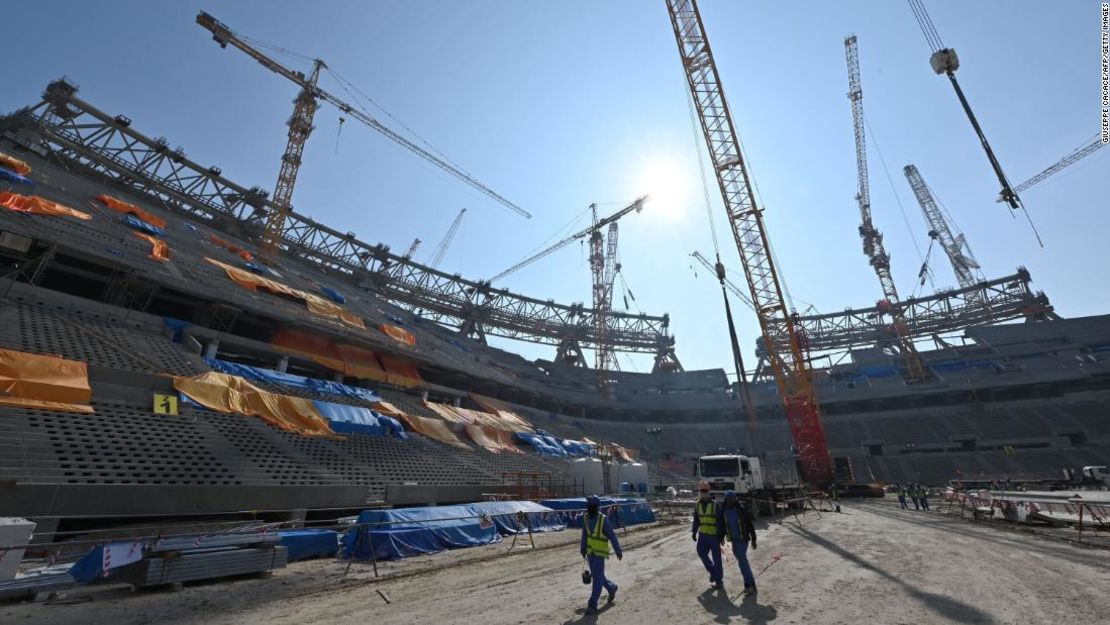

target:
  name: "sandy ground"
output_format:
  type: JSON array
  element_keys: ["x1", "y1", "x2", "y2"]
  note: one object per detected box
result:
[{"x1": 5, "y1": 498, "x2": 1110, "y2": 625}]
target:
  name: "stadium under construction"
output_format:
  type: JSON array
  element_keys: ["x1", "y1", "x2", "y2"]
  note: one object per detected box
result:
[{"x1": 0, "y1": 2, "x2": 1107, "y2": 623}]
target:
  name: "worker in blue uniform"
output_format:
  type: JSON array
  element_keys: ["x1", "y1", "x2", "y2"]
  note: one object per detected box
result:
[
  {"x1": 897, "y1": 484, "x2": 908, "y2": 509},
  {"x1": 918, "y1": 484, "x2": 930, "y2": 510},
  {"x1": 580, "y1": 495, "x2": 622, "y2": 615},
  {"x1": 721, "y1": 491, "x2": 758, "y2": 594},
  {"x1": 692, "y1": 481, "x2": 724, "y2": 589}
]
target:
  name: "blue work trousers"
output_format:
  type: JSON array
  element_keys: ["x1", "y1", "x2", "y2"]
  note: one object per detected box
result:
[
  {"x1": 731, "y1": 540, "x2": 755, "y2": 588},
  {"x1": 911, "y1": 497, "x2": 920, "y2": 510},
  {"x1": 587, "y1": 554, "x2": 617, "y2": 609},
  {"x1": 921, "y1": 496, "x2": 930, "y2": 510},
  {"x1": 696, "y1": 534, "x2": 723, "y2": 583},
  {"x1": 898, "y1": 495, "x2": 907, "y2": 509}
]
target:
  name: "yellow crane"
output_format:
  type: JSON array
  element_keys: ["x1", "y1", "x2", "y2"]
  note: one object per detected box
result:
[{"x1": 195, "y1": 12, "x2": 530, "y2": 263}]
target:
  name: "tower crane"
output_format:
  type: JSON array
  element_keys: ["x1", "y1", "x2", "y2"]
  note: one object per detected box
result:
[
  {"x1": 195, "y1": 12, "x2": 529, "y2": 263},
  {"x1": 665, "y1": 0, "x2": 833, "y2": 484},
  {"x1": 1006, "y1": 136, "x2": 1105, "y2": 199},
  {"x1": 429, "y1": 208, "x2": 467, "y2": 268},
  {"x1": 592, "y1": 204, "x2": 623, "y2": 373},
  {"x1": 488, "y1": 197, "x2": 646, "y2": 284},
  {"x1": 907, "y1": 0, "x2": 1023, "y2": 212},
  {"x1": 844, "y1": 35, "x2": 929, "y2": 383},
  {"x1": 402, "y1": 238, "x2": 422, "y2": 259},
  {"x1": 904, "y1": 164, "x2": 984, "y2": 291}
]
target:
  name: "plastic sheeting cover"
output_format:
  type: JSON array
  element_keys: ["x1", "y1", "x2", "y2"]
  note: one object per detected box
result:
[
  {"x1": 0, "y1": 347, "x2": 94, "y2": 413},
  {"x1": 514, "y1": 432, "x2": 567, "y2": 456},
  {"x1": 314, "y1": 400, "x2": 406, "y2": 439},
  {"x1": 464, "y1": 424, "x2": 523, "y2": 454},
  {"x1": 0, "y1": 166, "x2": 33, "y2": 186},
  {"x1": 278, "y1": 529, "x2": 338, "y2": 561},
  {"x1": 132, "y1": 231, "x2": 170, "y2": 261},
  {"x1": 0, "y1": 191, "x2": 91, "y2": 220},
  {"x1": 173, "y1": 371, "x2": 337, "y2": 438},
  {"x1": 378, "y1": 354, "x2": 422, "y2": 387},
  {"x1": 380, "y1": 323, "x2": 416, "y2": 347},
  {"x1": 0, "y1": 152, "x2": 31, "y2": 175},
  {"x1": 205, "y1": 258, "x2": 365, "y2": 330},
  {"x1": 397, "y1": 412, "x2": 470, "y2": 449},
  {"x1": 123, "y1": 213, "x2": 164, "y2": 237},
  {"x1": 96, "y1": 195, "x2": 166, "y2": 229},
  {"x1": 319, "y1": 286, "x2": 346, "y2": 304},
  {"x1": 538, "y1": 497, "x2": 655, "y2": 529},
  {"x1": 271, "y1": 329, "x2": 390, "y2": 383},
  {"x1": 204, "y1": 357, "x2": 381, "y2": 403}
]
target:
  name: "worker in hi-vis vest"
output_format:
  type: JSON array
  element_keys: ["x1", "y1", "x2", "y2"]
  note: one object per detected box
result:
[
  {"x1": 897, "y1": 484, "x2": 908, "y2": 509},
  {"x1": 692, "y1": 481, "x2": 724, "y2": 589},
  {"x1": 580, "y1": 495, "x2": 622, "y2": 615},
  {"x1": 722, "y1": 490, "x2": 758, "y2": 594}
]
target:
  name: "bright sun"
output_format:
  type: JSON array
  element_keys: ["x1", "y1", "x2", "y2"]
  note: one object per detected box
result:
[{"x1": 632, "y1": 156, "x2": 689, "y2": 223}]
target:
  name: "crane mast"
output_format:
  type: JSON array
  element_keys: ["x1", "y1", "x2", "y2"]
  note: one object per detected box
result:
[
  {"x1": 590, "y1": 203, "x2": 620, "y2": 373},
  {"x1": 844, "y1": 36, "x2": 929, "y2": 383},
  {"x1": 665, "y1": 0, "x2": 832, "y2": 484},
  {"x1": 904, "y1": 164, "x2": 984, "y2": 291},
  {"x1": 429, "y1": 208, "x2": 467, "y2": 268}
]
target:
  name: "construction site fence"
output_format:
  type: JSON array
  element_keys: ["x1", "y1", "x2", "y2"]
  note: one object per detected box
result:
[{"x1": 940, "y1": 490, "x2": 1110, "y2": 542}]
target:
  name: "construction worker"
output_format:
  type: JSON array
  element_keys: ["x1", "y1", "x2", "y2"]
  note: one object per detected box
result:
[
  {"x1": 919, "y1": 484, "x2": 930, "y2": 511},
  {"x1": 721, "y1": 491, "x2": 757, "y2": 594},
  {"x1": 910, "y1": 483, "x2": 921, "y2": 510},
  {"x1": 897, "y1": 484, "x2": 908, "y2": 509},
  {"x1": 692, "y1": 480, "x2": 724, "y2": 590},
  {"x1": 830, "y1": 484, "x2": 841, "y2": 513},
  {"x1": 580, "y1": 495, "x2": 622, "y2": 615}
]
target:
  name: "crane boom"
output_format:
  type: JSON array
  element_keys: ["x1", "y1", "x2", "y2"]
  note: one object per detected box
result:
[
  {"x1": 195, "y1": 11, "x2": 530, "y2": 262},
  {"x1": 1008, "y1": 137, "x2": 1104, "y2": 197},
  {"x1": 429, "y1": 208, "x2": 467, "y2": 268},
  {"x1": 904, "y1": 164, "x2": 983, "y2": 291},
  {"x1": 665, "y1": 0, "x2": 832, "y2": 484},
  {"x1": 844, "y1": 35, "x2": 929, "y2": 383},
  {"x1": 691, "y1": 251, "x2": 754, "y2": 311},
  {"x1": 489, "y1": 197, "x2": 646, "y2": 284}
]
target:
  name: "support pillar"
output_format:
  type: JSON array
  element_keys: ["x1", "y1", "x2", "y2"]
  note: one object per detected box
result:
[{"x1": 204, "y1": 340, "x2": 219, "y2": 359}]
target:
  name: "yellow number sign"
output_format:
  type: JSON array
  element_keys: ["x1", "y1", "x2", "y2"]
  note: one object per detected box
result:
[{"x1": 153, "y1": 393, "x2": 178, "y2": 415}]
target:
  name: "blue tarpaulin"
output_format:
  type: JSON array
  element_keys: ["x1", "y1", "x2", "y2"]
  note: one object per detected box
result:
[
  {"x1": 278, "y1": 529, "x2": 339, "y2": 561},
  {"x1": 69, "y1": 541, "x2": 144, "y2": 583},
  {"x1": 538, "y1": 497, "x2": 655, "y2": 529},
  {"x1": 319, "y1": 285, "x2": 346, "y2": 304},
  {"x1": 0, "y1": 166, "x2": 33, "y2": 186},
  {"x1": 314, "y1": 401, "x2": 406, "y2": 439},
  {"x1": 123, "y1": 213, "x2": 164, "y2": 236},
  {"x1": 515, "y1": 432, "x2": 567, "y2": 456},
  {"x1": 163, "y1": 317, "x2": 191, "y2": 342},
  {"x1": 204, "y1": 358, "x2": 382, "y2": 404},
  {"x1": 342, "y1": 501, "x2": 565, "y2": 561}
]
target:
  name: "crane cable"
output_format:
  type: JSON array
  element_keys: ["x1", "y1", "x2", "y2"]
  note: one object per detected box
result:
[{"x1": 907, "y1": 0, "x2": 944, "y2": 54}]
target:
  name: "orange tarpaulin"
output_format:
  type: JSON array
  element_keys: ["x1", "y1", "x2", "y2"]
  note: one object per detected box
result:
[
  {"x1": 0, "y1": 347, "x2": 93, "y2": 413},
  {"x1": 207, "y1": 234, "x2": 254, "y2": 262},
  {"x1": 380, "y1": 324, "x2": 416, "y2": 347},
  {"x1": 424, "y1": 402, "x2": 468, "y2": 424},
  {"x1": 271, "y1": 329, "x2": 390, "y2": 383},
  {"x1": 133, "y1": 232, "x2": 170, "y2": 262},
  {"x1": 397, "y1": 412, "x2": 470, "y2": 450},
  {"x1": 470, "y1": 393, "x2": 534, "y2": 431},
  {"x1": 464, "y1": 424, "x2": 523, "y2": 454},
  {"x1": 0, "y1": 191, "x2": 91, "y2": 220},
  {"x1": 378, "y1": 354, "x2": 423, "y2": 387},
  {"x1": 372, "y1": 400, "x2": 406, "y2": 418},
  {"x1": 173, "y1": 371, "x2": 337, "y2": 438},
  {"x1": 96, "y1": 195, "x2": 167, "y2": 230},
  {"x1": 206, "y1": 257, "x2": 365, "y2": 329},
  {"x1": 0, "y1": 153, "x2": 31, "y2": 176}
]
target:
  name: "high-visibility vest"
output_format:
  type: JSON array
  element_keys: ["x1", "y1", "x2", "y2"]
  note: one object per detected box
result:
[
  {"x1": 697, "y1": 501, "x2": 719, "y2": 536},
  {"x1": 586, "y1": 514, "x2": 610, "y2": 558}
]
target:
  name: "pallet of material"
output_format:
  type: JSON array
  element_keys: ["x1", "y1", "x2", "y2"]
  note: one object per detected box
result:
[{"x1": 114, "y1": 545, "x2": 288, "y2": 588}]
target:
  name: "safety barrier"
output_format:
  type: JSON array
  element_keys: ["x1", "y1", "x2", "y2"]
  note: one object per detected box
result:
[{"x1": 940, "y1": 489, "x2": 1110, "y2": 543}]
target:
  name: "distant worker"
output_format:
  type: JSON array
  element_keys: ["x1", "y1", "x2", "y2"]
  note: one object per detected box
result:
[
  {"x1": 897, "y1": 484, "x2": 908, "y2": 509},
  {"x1": 910, "y1": 483, "x2": 921, "y2": 510},
  {"x1": 830, "y1": 484, "x2": 841, "y2": 513},
  {"x1": 692, "y1": 480, "x2": 724, "y2": 590},
  {"x1": 918, "y1": 484, "x2": 930, "y2": 511},
  {"x1": 721, "y1": 491, "x2": 758, "y2": 594},
  {"x1": 580, "y1": 495, "x2": 622, "y2": 615}
]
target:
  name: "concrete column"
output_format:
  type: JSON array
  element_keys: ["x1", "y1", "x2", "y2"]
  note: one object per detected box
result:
[
  {"x1": 421, "y1": 389, "x2": 429, "y2": 402},
  {"x1": 453, "y1": 396, "x2": 461, "y2": 407},
  {"x1": 204, "y1": 340, "x2": 219, "y2": 359},
  {"x1": 276, "y1": 356, "x2": 289, "y2": 373}
]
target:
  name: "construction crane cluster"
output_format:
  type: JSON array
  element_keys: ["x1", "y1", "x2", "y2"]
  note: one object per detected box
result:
[
  {"x1": 195, "y1": 11, "x2": 529, "y2": 265},
  {"x1": 904, "y1": 164, "x2": 984, "y2": 291}
]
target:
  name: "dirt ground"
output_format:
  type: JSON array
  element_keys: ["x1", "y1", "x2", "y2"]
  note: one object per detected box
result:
[{"x1": 5, "y1": 498, "x2": 1110, "y2": 625}]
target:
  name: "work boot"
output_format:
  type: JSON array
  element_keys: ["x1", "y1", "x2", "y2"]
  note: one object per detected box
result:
[
  {"x1": 607, "y1": 585, "x2": 618, "y2": 604},
  {"x1": 585, "y1": 605, "x2": 598, "y2": 615},
  {"x1": 714, "y1": 580, "x2": 724, "y2": 590},
  {"x1": 744, "y1": 585, "x2": 757, "y2": 596}
]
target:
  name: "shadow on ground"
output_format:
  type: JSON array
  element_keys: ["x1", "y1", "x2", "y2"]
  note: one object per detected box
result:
[
  {"x1": 695, "y1": 587, "x2": 778, "y2": 625},
  {"x1": 786, "y1": 524, "x2": 994, "y2": 625}
]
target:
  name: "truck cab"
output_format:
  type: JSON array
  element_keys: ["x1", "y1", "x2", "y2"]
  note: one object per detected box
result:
[
  {"x1": 696, "y1": 454, "x2": 764, "y2": 496},
  {"x1": 1082, "y1": 465, "x2": 1109, "y2": 486}
]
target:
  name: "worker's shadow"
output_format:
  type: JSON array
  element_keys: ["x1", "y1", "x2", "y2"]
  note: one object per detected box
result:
[
  {"x1": 697, "y1": 587, "x2": 777, "y2": 625},
  {"x1": 563, "y1": 603, "x2": 613, "y2": 624}
]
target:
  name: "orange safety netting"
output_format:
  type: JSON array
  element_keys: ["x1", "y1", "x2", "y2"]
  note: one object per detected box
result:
[
  {"x1": 396, "y1": 412, "x2": 470, "y2": 449},
  {"x1": 0, "y1": 191, "x2": 91, "y2": 220},
  {"x1": 173, "y1": 371, "x2": 337, "y2": 438},
  {"x1": 206, "y1": 257, "x2": 366, "y2": 329},
  {"x1": 464, "y1": 424, "x2": 523, "y2": 454},
  {"x1": 0, "y1": 153, "x2": 31, "y2": 176},
  {"x1": 0, "y1": 347, "x2": 93, "y2": 413},
  {"x1": 207, "y1": 234, "x2": 255, "y2": 262},
  {"x1": 380, "y1": 323, "x2": 416, "y2": 347},
  {"x1": 133, "y1": 232, "x2": 170, "y2": 262},
  {"x1": 378, "y1": 354, "x2": 423, "y2": 387},
  {"x1": 271, "y1": 329, "x2": 390, "y2": 383},
  {"x1": 96, "y1": 195, "x2": 167, "y2": 229}
]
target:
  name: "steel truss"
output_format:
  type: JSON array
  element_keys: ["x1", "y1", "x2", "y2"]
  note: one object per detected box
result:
[{"x1": 0, "y1": 81, "x2": 673, "y2": 355}]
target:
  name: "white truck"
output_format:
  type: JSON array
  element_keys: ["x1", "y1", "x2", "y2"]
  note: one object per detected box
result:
[{"x1": 695, "y1": 454, "x2": 804, "y2": 515}]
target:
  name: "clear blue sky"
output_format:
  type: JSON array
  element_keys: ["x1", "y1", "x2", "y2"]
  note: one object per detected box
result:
[{"x1": 3, "y1": 1, "x2": 1106, "y2": 372}]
